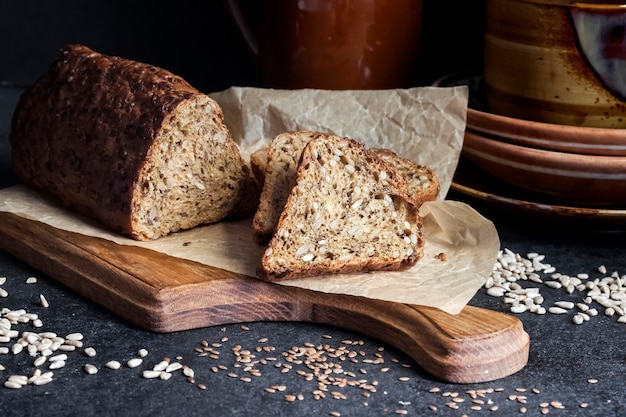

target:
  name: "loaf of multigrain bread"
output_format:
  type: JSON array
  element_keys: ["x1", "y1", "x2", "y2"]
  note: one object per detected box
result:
[
  {"x1": 10, "y1": 44, "x2": 250, "y2": 240},
  {"x1": 252, "y1": 130, "x2": 439, "y2": 244},
  {"x1": 257, "y1": 135, "x2": 424, "y2": 282}
]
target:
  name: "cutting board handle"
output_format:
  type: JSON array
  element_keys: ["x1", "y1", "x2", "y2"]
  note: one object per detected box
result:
[{"x1": 0, "y1": 212, "x2": 529, "y2": 383}]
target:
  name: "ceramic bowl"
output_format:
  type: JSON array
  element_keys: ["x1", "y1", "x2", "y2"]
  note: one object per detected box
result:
[
  {"x1": 484, "y1": 0, "x2": 626, "y2": 129},
  {"x1": 462, "y1": 130, "x2": 626, "y2": 206}
]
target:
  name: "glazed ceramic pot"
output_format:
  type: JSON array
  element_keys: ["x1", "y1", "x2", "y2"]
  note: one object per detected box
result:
[
  {"x1": 484, "y1": 0, "x2": 626, "y2": 128},
  {"x1": 224, "y1": 0, "x2": 423, "y2": 90}
]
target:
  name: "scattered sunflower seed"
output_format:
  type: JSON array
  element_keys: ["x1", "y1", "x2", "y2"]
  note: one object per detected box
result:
[
  {"x1": 84, "y1": 364, "x2": 98, "y2": 375},
  {"x1": 127, "y1": 358, "x2": 143, "y2": 368}
]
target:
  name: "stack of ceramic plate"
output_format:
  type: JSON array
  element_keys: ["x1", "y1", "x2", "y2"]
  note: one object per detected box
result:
[{"x1": 435, "y1": 71, "x2": 626, "y2": 210}]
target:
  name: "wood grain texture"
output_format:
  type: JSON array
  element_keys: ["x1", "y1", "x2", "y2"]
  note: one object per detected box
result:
[{"x1": 0, "y1": 212, "x2": 529, "y2": 383}]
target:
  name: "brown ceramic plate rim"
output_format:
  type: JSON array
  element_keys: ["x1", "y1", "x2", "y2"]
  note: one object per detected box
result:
[
  {"x1": 463, "y1": 131, "x2": 626, "y2": 177},
  {"x1": 450, "y1": 158, "x2": 626, "y2": 228},
  {"x1": 467, "y1": 108, "x2": 626, "y2": 156}
]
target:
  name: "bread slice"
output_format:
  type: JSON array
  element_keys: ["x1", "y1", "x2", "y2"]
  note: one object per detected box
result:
[
  {"x1": 252, "y1": 130, "x2": 329, "y2": 244},
  {"x1": 372, "y1": 148, "x2": 440, "y2": 206},
  {"x1": 256, "y1": 135, "x2": 424, "y2": 281},
  {"x1": 10, "y1": 44, "x2": 250, "y2": 241},
  {"x1": 249, "y1": 147, "x2": 268, "y2": 185},
  {"x1": 252, "y1": 131, "x2": 439, "y2": 244}
]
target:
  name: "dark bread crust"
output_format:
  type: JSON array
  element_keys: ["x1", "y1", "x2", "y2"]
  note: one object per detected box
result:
[{"x1": 10, "y1": 44, "x2": 247, "y2": 239}]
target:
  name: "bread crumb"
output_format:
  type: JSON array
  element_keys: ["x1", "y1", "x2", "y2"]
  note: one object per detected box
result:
[{"x1": 435, "y1": 252, "x2": 448, "y2": 262}]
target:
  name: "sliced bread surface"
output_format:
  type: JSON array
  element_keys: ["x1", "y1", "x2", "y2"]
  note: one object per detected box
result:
[
  {"x1": 252, "y1": 130, "x2": 330, "y2": 244},
  {"x1": 257, "y1": 135, "x2": 424, "y2": 281},
  {"x1": 372, "y1": 148, "x2": 440, "y2": 206},
  {"x1": 252, "y1": 131, "x2": 439, "y2": 244}
]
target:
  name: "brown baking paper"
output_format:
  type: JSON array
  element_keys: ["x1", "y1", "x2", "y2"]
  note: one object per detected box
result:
[{"x1": 0, "y1": 86, "x2": 500, "y2": 314}]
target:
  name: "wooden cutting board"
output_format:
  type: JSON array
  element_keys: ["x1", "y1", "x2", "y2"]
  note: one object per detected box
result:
[{"x1": 0, "y1": 212, "x2": 529, "y2": 384}]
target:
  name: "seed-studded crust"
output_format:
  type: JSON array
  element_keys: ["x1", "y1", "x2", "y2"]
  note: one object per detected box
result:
[
  {"x1": 372, "y1": 148, "x2": 440, "y2": 206},
  {"x1": 10, "y1": 44, "x2": 249, "y2": 240},
  {"x1": 257, "y1": 136, "x2": 424, "y2": 281}
]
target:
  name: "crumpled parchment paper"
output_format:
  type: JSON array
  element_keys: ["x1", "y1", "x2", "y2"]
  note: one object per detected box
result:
[{"x1": 0, "y1": 86, "x2": 500, "y2": 314}]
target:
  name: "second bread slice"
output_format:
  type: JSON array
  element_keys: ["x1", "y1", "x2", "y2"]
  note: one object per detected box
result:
[{"x1": 257, "y1": 135, "x2": 424, "y2": 281}]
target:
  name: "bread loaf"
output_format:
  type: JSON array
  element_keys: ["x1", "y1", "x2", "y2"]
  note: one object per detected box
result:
[
  {"x1": 257, "y1": 135, "x2": 424, "y2": 281},
  {"x1": 10, "y1": 44, "x2": 250, "y2": 241}
]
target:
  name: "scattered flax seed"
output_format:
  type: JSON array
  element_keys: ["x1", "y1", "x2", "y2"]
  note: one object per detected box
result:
[
  {"x1": 580, "y1": 403, "x2": 589, "y2": 408},
  {"x1": 240, "y1": 325, "x2": 250, "y2": 331},
  {"x1": 285, "y1": 394, "x2": 297, "y2": 402},
  {"x1": 395, "y1": 410, "x2": 408, "y2": 415},
  {"x1": 398, "y1": 376, "x2": 410, "y2": 382},
  {"x1": 329, "y1": 412, "x2": 341, "y2": 417},
  {"x1": 550, "y1": 401, "x2": 565, "y2": 409},
  {"x1": 26, "y1": 277, "x2": 37, "y2": 284},
  {"x1": 540, "y1": 408, "x2": 550, "y2": 414},
  {"x1": 428, "y1": 405, "x2": 437, "y2": 411},
  {"x1": 587, "y1": 378, "x2": 598, "y2": 384},
  {"x1": 197, "y1": 383, "x2": 207, "y2": 390}
]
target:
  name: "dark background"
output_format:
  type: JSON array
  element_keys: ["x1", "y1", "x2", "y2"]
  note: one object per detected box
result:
[{"x1": 0, "y1": 1, "x2": 486, "y2": 93}]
